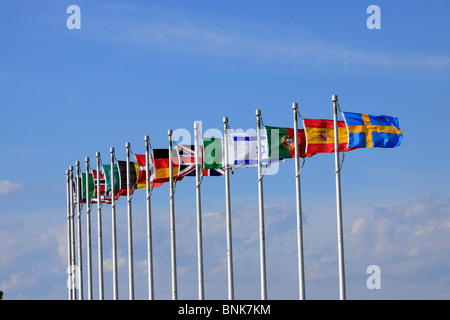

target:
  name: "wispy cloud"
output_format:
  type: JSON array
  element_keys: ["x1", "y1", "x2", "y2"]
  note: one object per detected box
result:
[
  {"x1": 86, "y1": 4, "x2": 450, "y2": 73},
  {"x1": 0, "y1": 180, "x2": 24, "y2": 198}
]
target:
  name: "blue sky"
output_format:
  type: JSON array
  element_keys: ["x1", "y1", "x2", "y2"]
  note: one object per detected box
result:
[{"x1": 0, "y1": 0, "x2": 449, "y2": 300}]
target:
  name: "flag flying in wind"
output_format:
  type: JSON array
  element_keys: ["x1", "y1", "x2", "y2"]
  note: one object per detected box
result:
[
  {"x1": 176, "y1": 144, "x2": 225, "y2": 176},
  {"x1": 152, "y1": 148, "x2": 182, "y2": 184},
  {"x1": 203, "y1": 132, "x2": 282, "y2": 169},
  {"x1": 102, "y1": 164, "x2": 129, "y2": 199},
  {"x1": 134, "y1": 153, "x2": 163, "y2": 189},
  {"x1": 265, "y1": 125, "x2": 307, "y2": 158},
  {"x1": 303, "y1": 119, "x2": 354, "y2": 156},
  {"x1": 92, "y1": 169, "x2": 112, "y2": 203},
  {"x1": 342, "y1": 112, "x2": 403, "y2": 148}
]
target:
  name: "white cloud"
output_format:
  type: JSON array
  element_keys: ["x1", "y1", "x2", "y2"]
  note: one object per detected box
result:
[{"x1": 0, "y1": 180, "x2": 24, "y2": 198}]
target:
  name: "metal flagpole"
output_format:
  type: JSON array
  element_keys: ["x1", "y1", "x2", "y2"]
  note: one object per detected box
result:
[
  {"x1": 96, "y1": 152, "x2": 104, "y2": 300},
  {"x1": 223, "y1": 117, "x2": 234, "y2": 300},
  {"x1": 292, "y1": 102, "x2": 306, "y2": 300},
  {"x1": 66, "y1": 169, "x2": 73, "y2": 300},
  {"x1": 256, "y1": 109, "x2": 267, "y2": 300},
  {"x1": 144, "y1": 135, "x2": 154, "y2": 300},
  {"x1": 69, "y1": 166, "x2": 77, "y2": 300},
  {"x1": 126, "y1": 142, "x2": 135, "y2": 300},
  {"x1": 194, "y1": 122, "x2": 205, "y2": 300},
  {"x1": 110, "y1": 147, "x2": 119, "y2": 300},
  {"x1": 168, "y1": 129, "x2": 178, "y2": 300},
  {"x1": 332, "y1": 94, "x2": 346, "y2": 300},
  {"x1": 75, "y1": 161, "x2": 84, "y2": 299},
  {"x1": 85, "y1": 157, "x2": 93, "y2": 300}
]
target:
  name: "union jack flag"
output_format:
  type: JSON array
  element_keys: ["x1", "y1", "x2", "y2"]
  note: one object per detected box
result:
[{"x1": 176, "y1": 144, "x2": 224, "y2": 177}]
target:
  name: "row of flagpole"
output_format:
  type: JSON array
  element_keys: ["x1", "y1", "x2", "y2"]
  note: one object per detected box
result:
[{"x1": 65, "y1": 95, "x2": 347, "y2": 300}]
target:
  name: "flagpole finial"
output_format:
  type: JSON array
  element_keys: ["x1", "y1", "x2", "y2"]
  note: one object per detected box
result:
[
  {"x1": 223, "y1": 117, "x2": 228, "y2": 124},
  {"x1": 85, "y1": 157, "x2": 89, "y2": 163},
  {"x1": 292, "y1": 102, "x2": 298, "y2": 110},
  {"x1": 96, "y1": 152, "x2": 100, "y2": 157},
  {"x1": 144, "y1": 135, "x2": 149, "y2": 141},
  {"x1": 168, "y1": 129, "x2": 173, "y2": 136},
  {"x1": 126, "y1": 142, "x2": 130, "y2": 148},
  {"x1": 75, "y1": 161, "x2": 80, "y2": 166},
  {"x1": 69, "y1": 165, "x2": 73, "y2": 171},
  {"x1": 332, "y1": 95, "x2": 338, "y2": 102},
  {"x1": 110, "y1": 147, "x2": 114, "y2": 153},
  {"x1": 194, "y1": 122, "x2": 199, "y2": 129},
  {"x1": 255, "y1": 109, "x2": 261, "y2": 116}
]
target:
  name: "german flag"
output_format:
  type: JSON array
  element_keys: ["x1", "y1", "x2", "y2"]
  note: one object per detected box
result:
[
  {"x1": 303, "y1": 119, "x2": 354, "y2": 157},
  {"x1": 152, "y1": 149, "x2": 182, "y2": 185}
]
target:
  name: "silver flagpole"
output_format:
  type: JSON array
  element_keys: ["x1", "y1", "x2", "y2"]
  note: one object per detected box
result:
[
  {"x1": 66, "y1": 169, "x2": 73, "y2": 300},
  {"x1": 223, "y1": 117, "x2": 234, "y2": 300},
  {"x1": 85, "y1": 157, "x2": 93, "y2": 300},
  {"x1": 69, "y1": 166, "x2": 77, "y2": 300},
  {"x1": 332, "y1": 94, "x2": 346, "y2": 300},
  {"x1": 110, "y1": 147, "x2": 119, "y2": 300},
  {"x1": 144, "y1": 135, "x2": 154, "y2": 300},
  {"x1": 168, "y1": 129, "x2": 178, "y2": 300},
  {"x1": 75, "y1": 161, "x2": 84, "y2": 299},
  {"x1": 126, "y1": 142, "x2": 135, "y2": 300},
  {"x1": 96, "y1": 152, "x2": 104, "y2": 300},
  {"x1": 293, "y1": 102, "x2": 306, "y2": 300},
  {"x1": 256, "y1": 109, "x2": 267, "y2": 300},
  {"x1": 194, "y1": 122, "x2": 205, "y2": 300}
]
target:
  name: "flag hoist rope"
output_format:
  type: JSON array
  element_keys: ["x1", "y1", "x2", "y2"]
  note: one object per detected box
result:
[
  {"x1": 194, "y1": 122, "x2": 205, "y2": 300},
  {"x1": 96, "y1": 152, "x2": 104, "y2": 300},
  {"x1": 293, "y1": 102, "x2": 306, "y2": 300},
  {"x1": 256, "y1": 109, "x2": 267, "y2": 300},
  {"x1": 332, "y1": 94, "x2": 346, "y2": 300},
  {"x1": 223, "y1": 116, "x2": 234, "y2": 300},
  {"x1": 168, "y1": 130, "x2": 178, "y2": 300},
  {"x1": 110, "y1": 147, "x2": 119, "y2": 300},
  {"x1": 144, "y1": 135, "x2": 155, "y2": 300}
]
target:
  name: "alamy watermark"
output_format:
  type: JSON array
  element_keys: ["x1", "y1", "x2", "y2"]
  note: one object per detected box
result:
[
  {"x1": 366, "y1": 265, "x2": 381, "y2": 290},
  {"x1": 66, "y1": 5, "x2": 81, "y2": 30}
]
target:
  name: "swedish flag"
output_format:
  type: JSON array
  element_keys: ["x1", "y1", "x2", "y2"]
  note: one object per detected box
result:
[{"x1": 342, "y1": 112, "x2": 403, "y2": 149}]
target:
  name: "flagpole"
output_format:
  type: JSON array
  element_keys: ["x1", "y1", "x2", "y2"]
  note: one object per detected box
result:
[
  {"x1": 85, "y1": 157, "x2": 93, "y2": 300},
  {"x1": 69, "y1": 166, "x2": 77, "y2": 300},
  {"x1": 332, "y1": 94, "x2": 346, "y2": 300},
  {"x1": 256, "y1": 109, "x2": 267, "y2": 300},
  {"x1": 110, "y1": 147, "x2": 119, "y2": 300},
  {"x1": 194, "y1": 122, "x2": 205, "y2": 300},
  {"x1": 75, "y1": 161, "x2": 84, "y2": 300},
  {"x1": 223, "y1": 116, "x2": 234, "y2": 300},
  {"x1": 144, "y1": 135, "x2": 154, "y2": 300},
  {"x1": 126, "y1": 142, "x2": 135, "y2": 300},
  {"x1": 168, "y1": 129, "x2": 178, "y2": 300},
  {"x1": 96, "y1": 152, "x2": 104, "y2": 300},
  {"x1": 66, "y1": 169, "x2": 73, "y2": 300},
  {"x1": 292, "y1": 102, "x2": 306, "y2": 300}
]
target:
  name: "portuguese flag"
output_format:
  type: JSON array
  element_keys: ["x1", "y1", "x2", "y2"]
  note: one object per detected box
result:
[{"x1": 265, "y1": 126, "x2": 308, "y2": 158}]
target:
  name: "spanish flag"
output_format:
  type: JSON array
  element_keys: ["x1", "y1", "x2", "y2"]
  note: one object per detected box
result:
[{"x1": 303, "y1": 119, "x2": 354, "y2": 156}]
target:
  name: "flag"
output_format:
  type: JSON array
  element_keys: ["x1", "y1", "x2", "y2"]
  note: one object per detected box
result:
[
  {"x1": 203, "y1": 132, "x2": 282, "y2": 169},
  {"x1": 342, "y1": 112, "x2": 403, "y2": 148},
  {"x1": 117, "y1": 160, "x2": 139, "y2": 192},
  {"x1": 176, "y1": 144, "x2": 225, "y2": 177},
  {"x1": 92, "y1": 169, "x2": 112, "y2": 204},
  {"x1": 152, "y1": 148, "x2": 182, "y2": 184},
  {"x1": 81, "y1": 173, "x2": 95, "y2": 200},
  {"x1": 134, "y1": 153, "x2": 163, "y2": 189},
  {"x1": 203, "y1": 137, "x2": 223, "y2": 170},
  {"x1": 265, "y1": 125, "x2": 307, "y2": 158},
  {"x1": 175, "y1": 144, "x2": 196, "y2": 177},
  {"x1": 303, "y1": 119, "x2": 354, "y2": 156},
  {"x1": 102, "y1": 163, "x2": 128, "y2": 198}
]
